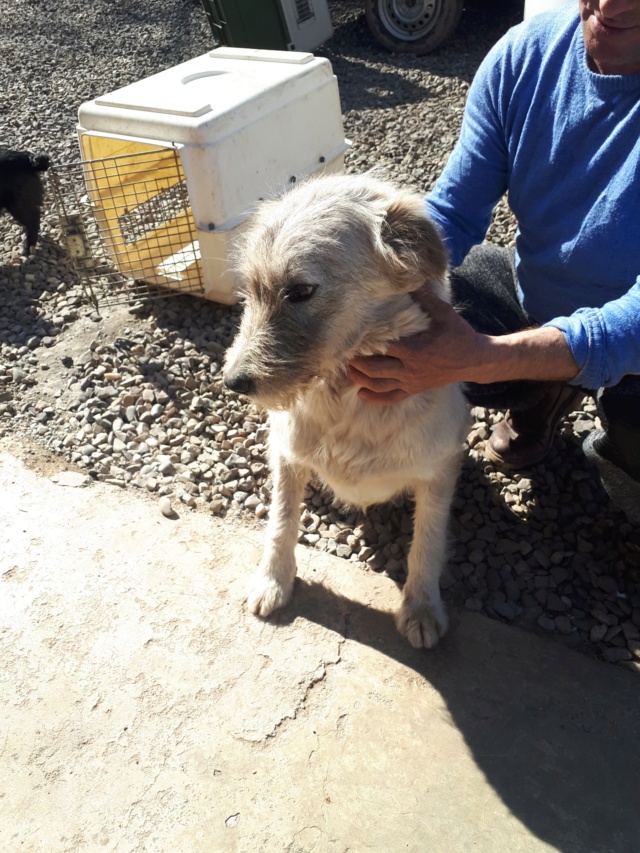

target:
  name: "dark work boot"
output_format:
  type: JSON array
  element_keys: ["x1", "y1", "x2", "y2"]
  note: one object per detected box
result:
[{"x1": 485, "y1": 383, "x2": 584, "y2": 469}]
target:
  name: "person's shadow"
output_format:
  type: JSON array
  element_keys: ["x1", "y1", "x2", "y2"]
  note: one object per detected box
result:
[{"x1": 271, "y1": 576, "x2": 640, "y2": 853}]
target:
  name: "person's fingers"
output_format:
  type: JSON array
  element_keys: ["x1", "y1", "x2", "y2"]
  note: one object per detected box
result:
[
  {"x1": 409, "y1": 286, "x2": 451, "y2": 316},
  {"x1": 386, "y1": 338, "x2": 414, "y2": 358},
  {"x1": 356, "y1": 387, "x2": 409, "y2": 405},
  {"x1": 347, "y1": 364, "x2": 401, "y2": 393},
  {"x1": 346, "y1": 364, "x2": 371, "y2": 384},
  {"x1": 347, "y1": 355, "x2": 403, "y2": 379}
]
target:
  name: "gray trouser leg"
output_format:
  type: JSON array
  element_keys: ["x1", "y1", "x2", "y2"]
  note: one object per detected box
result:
[
  {"x1": 582, "y1": 376, "x2": 640, "y2": 524},
  {"x1": 451, "y1": 244, "x2": 640, "y2": 523},
  {"x1": 583, "y1": 435, "x2": 640, "y2": 524},
  {"x1": 450, "y1": 245, "x2": 561, "y2": 411}
]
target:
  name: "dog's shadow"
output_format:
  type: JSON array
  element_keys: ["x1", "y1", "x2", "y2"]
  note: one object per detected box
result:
[
  {"x1": 0, "y1": 235, "x2": 72, "y2": 349},
  {"x1": 272, "y1": 576, "x2": 640, "y2": 852}
]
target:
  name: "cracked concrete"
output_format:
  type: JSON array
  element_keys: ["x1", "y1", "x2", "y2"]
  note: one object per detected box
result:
[{"x1": 2, "y1": 447, "x2": 640, "y2": 852}]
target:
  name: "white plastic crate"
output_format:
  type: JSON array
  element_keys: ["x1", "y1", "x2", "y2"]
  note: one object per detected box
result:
[{"x1": 77, "y1": 47, "x2": 350, "y2": 304}]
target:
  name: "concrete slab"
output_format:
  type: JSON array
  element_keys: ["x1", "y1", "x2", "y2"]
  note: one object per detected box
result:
[{"x1": 1, "y1": 449, "x2": 639, "y2": 853}]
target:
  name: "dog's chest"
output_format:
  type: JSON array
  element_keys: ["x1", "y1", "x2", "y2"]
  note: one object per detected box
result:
[{"x1": 270, "y1": 388, "x2": 458, "y2": 509}]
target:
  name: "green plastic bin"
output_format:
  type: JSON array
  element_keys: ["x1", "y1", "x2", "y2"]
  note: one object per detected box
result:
[
  {"x1": 201, "y1": 0, "x2": 333, "y2": 52},
  {"x1": 202, "y1": 0, "x2": 293, "y2": 50}
]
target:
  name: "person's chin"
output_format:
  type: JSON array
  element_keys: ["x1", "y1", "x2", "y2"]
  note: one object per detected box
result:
[{"x1": 584, "y1": 20, "x2": 640, "y2": 72}]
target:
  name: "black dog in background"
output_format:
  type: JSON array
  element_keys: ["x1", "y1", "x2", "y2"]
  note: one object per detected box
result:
[{"x1": 0, "y1": 147, "x2": 51, "y2": 254}]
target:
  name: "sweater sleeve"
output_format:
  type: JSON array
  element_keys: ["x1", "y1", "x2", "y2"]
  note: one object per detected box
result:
[
  {"x1": 425, "y1": 41, "x2": 510, "y2": 268},
  {"x1": 545, "y1": 277, "x2": 640, "y2": 389}
]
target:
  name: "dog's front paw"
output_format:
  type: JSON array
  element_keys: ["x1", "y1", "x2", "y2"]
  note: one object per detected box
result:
[
  {"x1": 395, "y1": 596, "x2": 449, "y2": 649},
  {"x1": 247, "y1": 572, "x2": 294, "y2": 618}
]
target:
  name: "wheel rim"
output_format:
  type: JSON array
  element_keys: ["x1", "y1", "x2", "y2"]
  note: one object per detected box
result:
[{"x1": 378, "y1": 0, "x2": 442, "y2": 42}]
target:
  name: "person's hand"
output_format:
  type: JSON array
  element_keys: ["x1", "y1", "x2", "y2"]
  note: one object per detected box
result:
[{"x1": 347, "y1": 288, "x2": 489, "y2": 405}]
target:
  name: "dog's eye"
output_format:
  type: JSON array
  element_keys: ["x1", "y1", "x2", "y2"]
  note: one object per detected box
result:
[{"x1": 284, "y1": 284, "x2": 316, "y2": 303}]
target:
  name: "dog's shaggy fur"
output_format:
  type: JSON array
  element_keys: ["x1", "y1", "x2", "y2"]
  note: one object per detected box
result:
[
  {"x1": 224, "y1": 173, "x2": 469, "y2": 648},
  {"x1": 0, "y1": 147, "x2": 50, "y2": 254}
]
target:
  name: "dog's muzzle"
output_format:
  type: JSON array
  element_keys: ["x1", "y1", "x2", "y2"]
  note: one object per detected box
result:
[{"x1": 224, "y1": 370, "x2": 256, "y2": 396}]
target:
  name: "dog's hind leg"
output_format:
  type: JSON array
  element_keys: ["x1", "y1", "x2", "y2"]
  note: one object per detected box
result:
[
  {"x1": 247, "y1": 451, "x2": 309, "y2": 618},
  {"x1": 395, "y1": 458, "x2": 462, "y2": 649}
]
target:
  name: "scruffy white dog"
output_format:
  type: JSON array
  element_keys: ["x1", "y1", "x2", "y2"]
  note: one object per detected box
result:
[{"x1": 224, "y1": 173, "x2": 469, "y2": 648}]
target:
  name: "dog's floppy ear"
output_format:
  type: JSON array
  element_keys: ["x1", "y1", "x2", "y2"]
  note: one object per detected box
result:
[{"x1": 377, "y1": 193, "x2": 448, "y2": 291}]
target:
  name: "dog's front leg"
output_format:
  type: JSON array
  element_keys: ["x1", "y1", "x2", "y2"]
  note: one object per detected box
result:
[
  {"x1": 247, "y1": 451, "x2": 309, "y2": 618},
  {"x1": 396, "y1": 461, "x2": 461, "y2": 649}
]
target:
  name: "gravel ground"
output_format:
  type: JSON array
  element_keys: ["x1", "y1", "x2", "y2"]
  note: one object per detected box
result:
[{"x1": 1, "y1": 0, "x2": 639, "y2": 669}]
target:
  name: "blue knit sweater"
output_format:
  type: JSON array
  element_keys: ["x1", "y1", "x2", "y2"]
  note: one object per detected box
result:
[{"x1": 425, "y1": 4, "x2": 640, "y2": 390}]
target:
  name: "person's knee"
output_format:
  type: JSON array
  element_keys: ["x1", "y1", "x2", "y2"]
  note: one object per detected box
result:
[{"x1": 450, "y1": 245, "x2": 528, "y2": 337}]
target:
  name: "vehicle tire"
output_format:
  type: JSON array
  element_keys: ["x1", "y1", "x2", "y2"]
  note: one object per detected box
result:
[{"x1": 364, "y1": 0, "x2": 464, "y2": 55}]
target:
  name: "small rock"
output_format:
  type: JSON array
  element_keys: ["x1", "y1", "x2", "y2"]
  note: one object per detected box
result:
[
  {"x1": 210, "y1": 498, "x2": 225, "y2": 515},
  {"x1": 554, "y1": 616, "x2": 573, "y2": 635},
  {"x1": 537, "y1": 615, "x2": 555, "y2": 632},
  {"x1": 504, "y1": 578, "x2": 521, "y2": 602},
  {"x1": 596, "y1": 575, "x2": 619, "y2": 595},
  {"x1": 602, "y1": 647, "x2": 632, "y2": 663},
  {"x1": 468, "y1": 548, "x2": 485, "y2": 565},
  {"x1": 627, "y1": 640, "x2": 640, "y2": 658},
  {"x1": 532, "y1": 549, "x2": 550, "y2": 569},
  {"x1": 546, "y1": 593, "x2": 566, "y2": 613},
  {"x1": 51, "y1": 471, "x2": 90, "y2": 488},
  {"x1": 592, "y1": 609, "x2": 618, "y2": 626},
  {"x1": 493, "y1": 598, "x2": 520, "y2": 621},
  {"x1": 620, "y1": 660, "x2": 640, "y2": 673},
  {"x1": 550, "y1": 565, "x2": 569, "y2": 584},
  {"x1": 159, "y1": 496, "x2": 177, "y2": 519},
  {"x1": 366, "y1": 552, "x2": 386, "y2": 570}
]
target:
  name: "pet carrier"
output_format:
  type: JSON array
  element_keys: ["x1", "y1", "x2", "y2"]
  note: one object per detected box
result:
[{"x1": 71, "y1": 47, "x2": 349, "y2": 305}]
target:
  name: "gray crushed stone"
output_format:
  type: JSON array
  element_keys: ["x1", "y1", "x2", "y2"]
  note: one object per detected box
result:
[{"x1": 1, "y1": 0, "x2": 639, "y2": 671}]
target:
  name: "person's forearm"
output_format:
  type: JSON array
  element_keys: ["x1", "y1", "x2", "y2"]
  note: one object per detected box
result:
[{"x1": 470, "y1": 326, "x2": 579, "y2": 385}]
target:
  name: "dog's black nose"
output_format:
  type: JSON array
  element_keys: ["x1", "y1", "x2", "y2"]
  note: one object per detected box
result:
[{"x1": 224, "y1": 372, "x2": 256, "y2": 396}]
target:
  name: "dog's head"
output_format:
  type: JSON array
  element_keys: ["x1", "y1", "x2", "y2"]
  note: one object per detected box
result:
[{"x1": 223, "y1": 173, "x2": 448, "y2": 409}]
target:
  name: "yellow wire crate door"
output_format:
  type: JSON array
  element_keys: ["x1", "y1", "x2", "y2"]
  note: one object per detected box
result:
[{"x1": 78, "y1": 138, "x2": 203, "y2": 295}]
